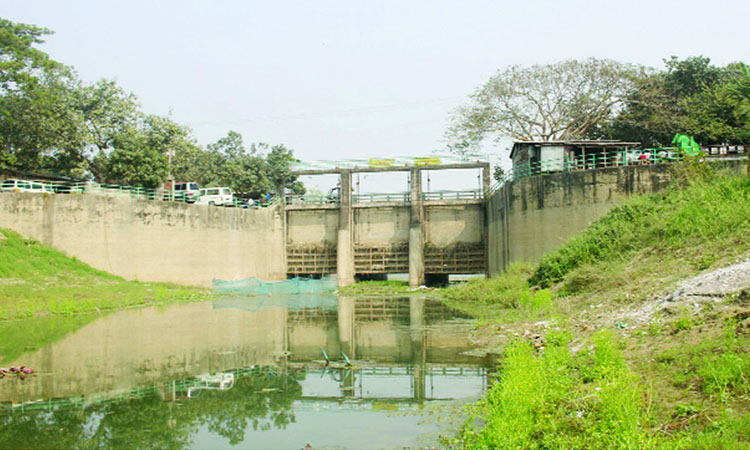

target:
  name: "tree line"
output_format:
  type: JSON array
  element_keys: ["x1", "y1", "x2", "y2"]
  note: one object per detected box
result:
[
  {"x1": 0, "y1": 18, "x2": 304, "y2": 196},
  {"x1": 447, "y1": 57, "x2": 750, "y2": 151}
]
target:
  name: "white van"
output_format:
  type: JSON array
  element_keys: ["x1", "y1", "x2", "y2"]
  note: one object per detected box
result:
[
  {"x1": 196, "y1": 187, "x2": 234, "y2": 206},
  {"x1": 0, "y1": 179, "x2": 55, "y2": 194},
  {"x1": 173, "y1": 182, "x2": 201, "y2": 203}
]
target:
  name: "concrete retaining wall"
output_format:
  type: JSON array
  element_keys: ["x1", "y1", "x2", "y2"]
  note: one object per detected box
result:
[
  {"x1": 0, "y1": 193, "x2": 286, "y2": 286},
  {"x1": 487, "y1": 160, "x2": 748, "y2": 274}
]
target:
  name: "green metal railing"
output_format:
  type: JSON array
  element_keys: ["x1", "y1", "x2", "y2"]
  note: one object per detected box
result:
[
  {"x1": 488, "y1": 148, "x2": 683, "y2": 197},
  {"x1": 354, "y1": 192, "x2": 411, "y2": 203},
  {"x1": 1, "y1": 180, "x2": 277, "y2": 208},
  {"x1": 423, "y1": 189, "x2": 482, "y2": 201},
  {"x1": 284, "y1": 193, "x2": 337, "y2": 205},
  {"x1": 285, "y1": 189, "x2": 485, "y2": 205},
  {"x1": 1, "y1": 365, "x2": 280, "y2": 414}
]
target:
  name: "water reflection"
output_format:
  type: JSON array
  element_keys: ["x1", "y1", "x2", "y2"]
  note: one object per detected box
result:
[{"x1": 0, "y1": 295, "x2": 486, "y2": 449}]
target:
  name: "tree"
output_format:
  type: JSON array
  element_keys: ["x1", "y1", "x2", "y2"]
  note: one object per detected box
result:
[
  {"x1": 103, "y1": 124, "x2": 167, "y2": 188},
  {"x1": 73, "y1": 78, "x2": 142, "y2": 181},
  {"x1": 446, "y1": 58, "x2": 642, "y2": 150},
  {"x1": 265, "y1": 143, "x2": 304, "y2": 195},
  {"x1": 196, "y1": 133, "x2": 305, "y2": 197},
  {"x1": 0, "y1": 18, "x2": 63, "y2": 93},
  {"x1": 0, "y1": 18, "x2": 81, "y2": 174},
  {"x1": 607, "y1": 57, "x2": 750, "y2": 147}
]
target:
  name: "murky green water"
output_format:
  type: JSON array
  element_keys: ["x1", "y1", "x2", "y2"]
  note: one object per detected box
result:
[{"x1": 0, "y1": 296, "x2": 489, "y2": 449}]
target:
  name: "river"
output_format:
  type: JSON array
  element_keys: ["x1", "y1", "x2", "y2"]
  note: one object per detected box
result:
[{"x1": 0, "y1": 295, "x2": 489, "y2": 449}]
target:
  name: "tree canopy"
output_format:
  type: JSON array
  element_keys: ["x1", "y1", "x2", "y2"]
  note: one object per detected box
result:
[
  {"x1": 446, "y1": 58, "x2": 642, "y2": 150},
  {"x1": 606, "y1": 56, "x2": 750, "y2": 147},
  {"x1": 0, "y1": 17, "x2": 303, "y2": 196},
  {"x1": 449, "y1": 56, "x2": 750, "y2": 154}
]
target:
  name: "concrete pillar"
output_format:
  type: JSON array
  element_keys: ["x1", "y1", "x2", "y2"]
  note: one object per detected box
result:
[
  {"x1": 338, "y1": 296, "x2": 355, "y2": 359},
  {"x1": 482, "y1": 163, "x2": 491, "y2": 197},
  {"x1": 410, "y1": 297, "x2": 426, "y2": 401},
  {"x1": 482, "y1": 164, "x2": 490, "y2": 278},
  {"x1": 408, "y1": 168, "x2": 425, "y2": 287},
  {"x1": 278, "y1": 182, "x2": 288, "y2": 278},
  {"x1": 337, "y1": 170, "x2": 355, "y2": 287}
]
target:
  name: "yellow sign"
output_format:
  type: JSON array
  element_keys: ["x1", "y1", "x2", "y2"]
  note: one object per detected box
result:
[
  {"x1": 414, "y1": 156, "x2": 440, "y2": 166},
  {"x1": 368, "y1": 158, "x2": 395, "y2": 168}
]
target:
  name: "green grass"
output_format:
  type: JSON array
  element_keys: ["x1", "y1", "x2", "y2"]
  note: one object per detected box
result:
[
  {"x1": 447, "y1": 330, "x2": 657, "y2": 449},
  {"x1": 0, "y1": 229, "x2": 214, "y2": 320},
  {"x1": 440, "y1": 162, "x2": 750, "y2": 448},
  {"x1": 337, "y1": 279, "x2": 414, "y2": 295},
  {"x1": 531, "y1": 164, "x2": 750, "y2": 288},
  {"x1": 440, "y1": 263, "x2": 554, "y2": 322}
]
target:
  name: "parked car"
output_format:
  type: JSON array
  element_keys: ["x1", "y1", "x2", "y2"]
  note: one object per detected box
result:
[
  {"x1": 0, "y1": 179, "x2": 54, "y2": 194},
  {"x1": 196, "y1": 187, "x2": 234, "y2": 206},
  {"x1": 173, "y1": 181, "x2": 201, "y2": 203}
]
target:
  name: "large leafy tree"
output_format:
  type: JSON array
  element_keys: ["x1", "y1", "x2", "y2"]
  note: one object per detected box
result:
[
  {"x1": 607, "y1": 57, "x2": 750, "y2": 146},
  {"x1": 0, "y1": 17, "x2": 305, "y2": 194},
  {"x1": 192, "y1": 133, "x2": 305, "y2": 196},
  {"x1": 103, "y1": 124, "x2": 167, "y2": 188},
  {"x1": 446, "y1": 58, "x2": 642, "y2": 151},
  {"x1": 0, "y1": 18, "x2": 81, "y2": 174},
  {"x1": 73, "y1": 78, "x2": 142, "y2": 181}
]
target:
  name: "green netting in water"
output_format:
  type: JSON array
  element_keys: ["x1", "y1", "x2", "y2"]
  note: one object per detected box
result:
[
  {"x1": 212, "y1": 276, "x2": 338, "y2": 296},
  {"x1": 212, "y1": 294, "x2": 339, "y2": 313}
]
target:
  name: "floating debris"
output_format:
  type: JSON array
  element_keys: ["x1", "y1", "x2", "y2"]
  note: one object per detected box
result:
[{"x1": 0, "y1": 366, "x2": 35, "y2": 379}]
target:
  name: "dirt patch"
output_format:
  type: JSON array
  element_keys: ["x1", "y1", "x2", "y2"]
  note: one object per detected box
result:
[{"x1": 577, "y1": 257, "x2": 750, "y2": 332}]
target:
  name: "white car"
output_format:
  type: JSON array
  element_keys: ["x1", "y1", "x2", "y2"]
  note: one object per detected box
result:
[{"x1": 196, "y1": 187, "x2": 234, "y2": 206}]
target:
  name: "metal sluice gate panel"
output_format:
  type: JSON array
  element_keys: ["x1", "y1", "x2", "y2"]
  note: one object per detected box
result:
[
  {"x1": 353, "y1": 244, "x2": 409, "y2": 274},
  {"x1": 424, "y1": 244, "x2": 486, "y2": 274},
  {"x1": 286, "y1": 246, "x2": 337, "y2": 275}
]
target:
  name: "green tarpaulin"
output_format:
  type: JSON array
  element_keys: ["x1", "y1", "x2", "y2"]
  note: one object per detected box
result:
[{"x1": 672, "y1": 133, "x2": 702, "y2": 156}]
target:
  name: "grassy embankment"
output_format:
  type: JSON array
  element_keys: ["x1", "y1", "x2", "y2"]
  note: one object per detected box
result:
[
  {"x1": 0, "y1": 229, "x2": 214, "y2": 321},
  {"x1": 441, "y1": 160, "x2": 750, "y2": 449}
]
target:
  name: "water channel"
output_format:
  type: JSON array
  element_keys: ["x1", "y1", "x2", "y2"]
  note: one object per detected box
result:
[{"x1": 0, "y1": 295, "x2": 490, "y2": 449}]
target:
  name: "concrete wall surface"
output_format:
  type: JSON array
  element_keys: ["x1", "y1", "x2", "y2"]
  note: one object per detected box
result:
[
  {"x1": 287, "y1": 208, "x2": 339, "y2": 246},
  {"x1": 425, "y1": 204, "x2": 484, "y2": 246},
  {"x1": 487, "y1": 160, "x2": 748, "y2": 274},
  {"x1": 353, "y1": 206, "x2": 410, "y2": 246},
  {"x1": 488, "y1": 164, "x2": 672, "y2": 274},
  {"x1": 0, "y1": 193, "x2": 286, "y2": 286}
]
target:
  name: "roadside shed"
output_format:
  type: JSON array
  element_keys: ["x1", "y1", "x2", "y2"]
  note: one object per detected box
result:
[{"x1": 510, "y1": 140, "x2": 641, "y2": 174}]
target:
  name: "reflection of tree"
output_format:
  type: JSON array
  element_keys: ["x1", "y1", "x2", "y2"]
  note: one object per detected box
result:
[
  {"x1": 0, "y1": 408, "x2": 90, "y2": 449},
  {"x1": 195, "y1": 370, "x2": 303, "y2": 445},
  {"x1": 0, "y1": 369, "x2": 304, "y2": 449}
]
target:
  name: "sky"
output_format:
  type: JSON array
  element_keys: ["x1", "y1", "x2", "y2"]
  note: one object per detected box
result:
[{"x1": 3, "y1": 0, "x2": 749, "y2": 192}]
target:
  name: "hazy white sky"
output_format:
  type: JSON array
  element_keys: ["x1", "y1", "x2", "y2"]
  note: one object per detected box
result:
[{"x1": 3, "y1": 0, "x2": 749, "y2": 191}]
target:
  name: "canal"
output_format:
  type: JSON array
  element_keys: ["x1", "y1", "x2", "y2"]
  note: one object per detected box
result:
[{"x1": 0, "y1": 295, "x2": 490, "y2": 449}]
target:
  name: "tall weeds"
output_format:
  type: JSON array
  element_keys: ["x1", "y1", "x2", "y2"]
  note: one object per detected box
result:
[{"x1": 451, "y1": 330, "x2": 656, "y2": 449}]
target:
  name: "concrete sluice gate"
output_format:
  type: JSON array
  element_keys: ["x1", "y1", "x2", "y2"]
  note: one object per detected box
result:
[
  {"x1": 2, "y1": 161, "x2": 745, "y2": 289},
  {"x1": 284, "y1": 163, "x2": 491, "y2": 287}
]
